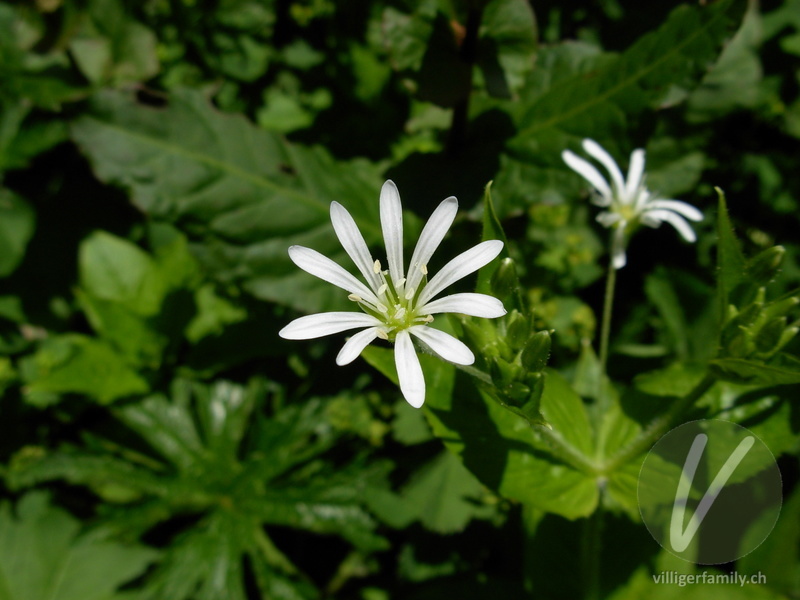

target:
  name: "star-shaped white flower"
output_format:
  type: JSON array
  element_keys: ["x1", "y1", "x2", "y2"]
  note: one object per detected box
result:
[
  {"x1": 562, "y1": 139, "x2": 703, "y2": 269},
  {"x1": 279, "y1": 180, "x2": 506, "y2": 408}
]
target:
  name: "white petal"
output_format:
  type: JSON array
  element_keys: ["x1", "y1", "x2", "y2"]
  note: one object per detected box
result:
[
  {"x1": 643, "y1": 209, "x2": 697, "y2": 242},
  {"x1": 582, "y1": 139, "x2": 626, "y2": 196},
  {"x1": 596, "y1": 211, "x2": 622, "y2": 228},
  {"x1": 336, "y1": 327, "x2": 380, "y2": 365},
  {"x1": 416, "y1": 240, "x2": 504, "y2": 307},
  {"x1": 611, "y1": 225, "x2": 628, "y2": 269},
  {"x1": 330, "y1": 202, "x2": 381, "y2": 293},
  {"x1": 419, "y1": 293, "x2": 506, "y2": 318},
  {"x1": 645, "y1": 200, "x2": 703, "y2": 221},
  {"x1": 279, "y1": 313, "x2": 382, "y2": 340},
  {"x1": 395, "y1": 330, "x2": 425, "y2": 408},
  {"x1": 562, "y1": 150, "x2": 612, "y2": 200},
  {"x1": 624, "y1": 149, "x2": 646, "y2": 202},
  {"x1": 406, "y1": 196, "x2": 458, "y2": 292},
  {"x1": 380, "y1": 180, "x2": 404, "y2": 282},
  {"x1": 409, "y1": 325, "x2": 475, "y2": 365},
  {"x1": 288, "y1": 246, "x2": 379, "y2": 305}
]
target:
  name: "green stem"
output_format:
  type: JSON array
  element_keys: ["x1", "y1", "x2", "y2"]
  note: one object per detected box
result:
[
  {"x1": 531, "y1": 423, "x2": 599, "y2": 476},
  {"x1": 598, "y1": 255, "x2": 617, "y2": 375},
  {"x1": 601, "y1": 373, "x2": 717, "y2": 474},
  {"x1": 581, "y1": 492, "x2": 604, "y2": 600}
]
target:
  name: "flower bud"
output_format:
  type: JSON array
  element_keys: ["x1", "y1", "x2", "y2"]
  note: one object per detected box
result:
[
  {"x1": 506, "y1": 310, "x2": 530, "y2": 352},
  {"x1": 491, "y1": 257, "x2": 519, "y2": 300},
  {"x1": 754, "y1": 317, "x2": 786, "y2": 355},
  {"x1": 490, "y1": 356, "x2": 519, "y2": 387},
  {"x1": 746, "y1": 246, "x2": 785, "y2": 286},
  {"x1": 521, "y1": 330, "x2": 551, "y2": 373},
  {"x1": 763, "y1": 296, "x2": 800, "y2": 322}
]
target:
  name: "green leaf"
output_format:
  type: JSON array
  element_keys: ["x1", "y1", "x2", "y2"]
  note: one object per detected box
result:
[
  {"x1": 0, "y1": 492, "x2": 157, "y2": 600},
  {"x1": 364, "y1": 343, "x2": 598, "y2": 519},
  {"x1": 476, "y1": 181, "x2": 509, "y2": 295},
  {"x1": 709, "y1": 357, "x2": 800, "y2": 386},
  {"x1": 644, "y1": 270, "x2": 690, "y2": 360},
  {"x1": 508, "y1": 0, "x2": 745, "y2": 158},
  {"x1": 366, "y1": 450, "x2": 495, "y2": 534},
  {"x1": 69, "y1": 0, "x2": 160, "y2": 85},
  {"x1": 0, "y1": 189, "x2": 35, "y2": 277},
  {"x1": 79, "y1": 231, "x2": 164, "y2": 315},
  {"x1": 478, "y1": 0, "x2": 538, "y2": 98},
  {"x1": 71, "y1": 88, "x2": 385, "y2": 313},
  {"x1": 10, "y1": 379, "x2": 383, "y2": 598},
  {"x1": 715, "y1": 187, "x2": 746, "y2": 316},
  {"x1": 19, "y1": 334, "x2": 149, "y2": 405}
]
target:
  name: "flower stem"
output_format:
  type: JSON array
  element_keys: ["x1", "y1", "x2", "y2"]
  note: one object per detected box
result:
[
  {"x1": 581, "y1": 493, "x2": 604, "y2": 600},
  {"x1": 598, "y1": 255, "x2": 617, "y2": 375},
  {"x1": 531, "y1": 424, "x2": 599, "y2": 477},
  {"x1": 601, "y1": 373, "x2": 717, "y2": 473}
]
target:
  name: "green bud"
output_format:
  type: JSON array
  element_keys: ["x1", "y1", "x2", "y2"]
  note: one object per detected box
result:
[
  {"x1": 754, "y1": 317, "x2": 786, "y2": 354},
  {"x1": 460, "y1": 319, "x2": 497, "y2": 357},
  {"x1": 490, "y1": 356, "x2": 519, "y2": 387},
  {"x1": 491, "y1": 257, "x2": 519, "y2": 299},
  {"x1": 775, "y1": 326, "x2": 799, "y2": 354},
  {"x1": 763, "y1": 296, "x2": 800, "y2": 321},
  {"x1": 506, "y1": 310, "x2": 530, "y2": 351},
  {"x1": 722, "y1": 300, "x2": 762, "y2": 345},
  {"x1": 726, "y1": 329, "x2": 752, "y2": 359},
  {"x1": 521, "y1": 330, "x2": 551, "y2": 373},
  {"x1": 507, "y1": 382, "x2": 532, "y2": 402},
  {"x1": 746, "y1": 246, "x2": 785, "y2": 286}
]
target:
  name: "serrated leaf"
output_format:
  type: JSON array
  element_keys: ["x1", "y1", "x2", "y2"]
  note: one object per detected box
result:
[
  {"x1": 70, "y1": 88, "x2": 384, "y2": 314},
  {"x1": 709, "y1": 357, "x2": 800, "y2": 386},
  {"x1": 476, "y1": 181, "x2": 509, "y2": 295},
  {"x1": 508, "y1": 0, "x2": 745, "y2": 158},
  {"x1": 715, "y1": 188, "x2": 746, "y2": 317}
]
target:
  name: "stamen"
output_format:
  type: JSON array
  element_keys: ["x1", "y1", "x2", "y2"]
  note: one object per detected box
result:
[
  {"x1": 377, "y1": 303, "x2": 389, "y2": 313},
  {"x1": 347, "y1": 294, "x2": 362, "y2": 302},
  {"x1": 376, "y1": 329, "x2": 389, "y2": 340},
  {"x1": 373, "y1": 260, "x2": 381, "y2": 274},
  {"x1": 378, "y1": 284, "x2": 388, "y2": 296},
  {"x1": 424, "y1": 315, "x2": 434, "y2": 323},
  {"x1": 394, "y1": 306, "x2": 407, "y2": 320},
  {"x1": 405, "y1": 287, "x2": 415, "y2": 300}
]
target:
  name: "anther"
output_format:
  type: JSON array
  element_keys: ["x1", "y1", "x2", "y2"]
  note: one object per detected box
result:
[
  {"x1": 376, "y1": 329, "x2": 389, "y2": 340},
  {"x1": 378, "y1": 284, "x2": 388, "y2": 295},
  {"x1": 373, "y1": 260, "x2": 381, "y2": 274},
  {"x1": 347, "y1": 294, "x2": 362, "y2": 302},
  {"x1": 405, "y1": 287, "x2": 415, "y2": 300},
  {"x1": 377, "y1": 303, "x2": 389, "y2": 313},
  {"x1": 420, "y1": 264, "x2": 428, "y2": 275}
]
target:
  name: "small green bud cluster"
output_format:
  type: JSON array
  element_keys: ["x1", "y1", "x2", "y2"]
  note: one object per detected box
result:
[
  {"x1": 720, "y1": 287, "x2": 799, "y2": 361},
  {"x1": 462, "y1": 307, "x2": 552, "y2": 425}
]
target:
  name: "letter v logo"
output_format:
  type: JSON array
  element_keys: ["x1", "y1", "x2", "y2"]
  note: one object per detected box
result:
[{"x1": 669, "y1": 433, "x2": 755, "y2": 552}]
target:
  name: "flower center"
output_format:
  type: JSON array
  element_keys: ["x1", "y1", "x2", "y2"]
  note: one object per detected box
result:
[{"x1": 348, "y1": 262, "x2": 434, "y2": 340}]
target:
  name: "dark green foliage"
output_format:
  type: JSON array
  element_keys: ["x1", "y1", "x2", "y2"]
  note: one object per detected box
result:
[{"x1": 1, "y1": 0, "x2": 800, "y2": 598}]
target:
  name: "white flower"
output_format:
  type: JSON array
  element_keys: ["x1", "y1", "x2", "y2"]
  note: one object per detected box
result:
[
  {"x1": 279, "y1": 180, "x2": 506, "y2": 408},
  {"x1": 562, "y1": 139, "x2": 703, "y2": 269}
]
